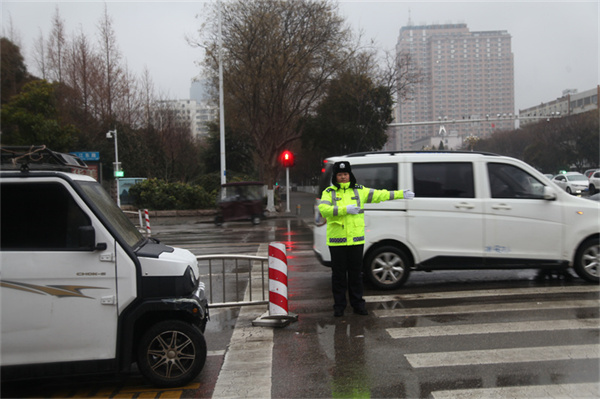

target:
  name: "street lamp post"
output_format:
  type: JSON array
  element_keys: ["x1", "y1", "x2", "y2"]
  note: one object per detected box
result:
[
  {"x1": 106, "y1": 129, "x2": 121, "y2": 207},
  {"x1": 218, "y1": 0, "x2": 226, "y2": 187}
]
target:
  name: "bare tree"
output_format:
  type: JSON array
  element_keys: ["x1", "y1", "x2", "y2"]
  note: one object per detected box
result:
[
  {"x1": 114, "y1": 63, "x2": 143, "y2": 128},
  {"x1": 32, "y1": 29, "x2": 47, "y2": 80},
  {"x1": 378, "y1": 49, "x2": 423, "y2": 103},
  {"x1": 140, "y1": 67, "x2": 156, "y2": 129},
  {"x1": 96, "y1": 4, "x2": 123, "y2": 123},
  {"x1": 2, "y1": 14, "x2": 22, "y2": 48},
  {"x1": 63, "y1": 26, "x2": 98, "y2": 118},
  {"x1": 47, "y1": 6, "x2": 66, "y2": 83},
  {"x1": 198, "y1": 0, "x2": 354, "y2": 210}
]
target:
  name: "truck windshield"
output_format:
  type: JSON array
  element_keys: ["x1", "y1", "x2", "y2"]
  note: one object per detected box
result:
[{"x1": 76, "y1": 181, "x2": 145, "y2": 248}]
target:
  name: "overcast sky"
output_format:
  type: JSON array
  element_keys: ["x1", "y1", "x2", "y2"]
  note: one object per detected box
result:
[{"x1": 2, "y1": 1, "x2": 599, "y2": 112}]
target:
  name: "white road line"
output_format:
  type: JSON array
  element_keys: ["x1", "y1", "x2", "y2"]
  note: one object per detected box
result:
[
  {"x1": 405, "y1": 344, "x2": 600, "y2": 368},
  {"x1": 373, "y1": 299, "x2": 600, "y2": 318},
  {"x1": 366, "y1": 285, "x2": 600, "y2": 303},
  {"x1": 387, "y1": 318, "x2": 600, "y2": 339},
  {"x1": 211, "y1": 244, "x2": 272, "y2": 399},
  {"x1": 431, "y1": 383, "x2": 600, "y2": 399}
]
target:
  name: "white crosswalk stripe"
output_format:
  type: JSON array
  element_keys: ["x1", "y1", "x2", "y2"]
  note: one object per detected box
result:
[
  {"x1": 373, "y1": 299, "x2": 599, "y2": 317},
  {"x1": 366, "y1": 285, "x2": 600, "y2": 303},
  {"x1": 387, "y1": 318, "x2": 600, "y2": 339},
  {"x1": 371, "y1": 284, "x2": 600, "y2": 397},
  {"x1": 431, "y1": 383, "x2": 600, "y2": 399},
  {"x1": 406, "y1": 344, "x2": 600, "y2": 368}
]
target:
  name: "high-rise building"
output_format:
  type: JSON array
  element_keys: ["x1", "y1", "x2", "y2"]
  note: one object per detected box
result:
[
  {"x1": 155, "y1": 98, "x2": 218, "y2": 140},
  {"x1": 388, "y1": 23, "x2": 515, "y2": 151}
]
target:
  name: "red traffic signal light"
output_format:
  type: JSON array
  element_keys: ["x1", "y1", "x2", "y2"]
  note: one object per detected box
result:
[{"x1": 279, "y1": 150, "x2": 295, "y2": 168}]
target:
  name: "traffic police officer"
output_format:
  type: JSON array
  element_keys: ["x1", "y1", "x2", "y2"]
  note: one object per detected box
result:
[{"x1": 318, "y1": 161, "x2": 414, "y2": 317}]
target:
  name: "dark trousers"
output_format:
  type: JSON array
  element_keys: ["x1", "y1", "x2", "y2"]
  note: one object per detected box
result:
[{"x1": 329, "y1": 244, "x2": 366, "y2": 312}]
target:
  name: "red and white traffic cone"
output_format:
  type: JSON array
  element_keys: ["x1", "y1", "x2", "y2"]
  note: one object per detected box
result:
[{"x1": 253, "y1": 242, "x2": 298, "y2": 327}]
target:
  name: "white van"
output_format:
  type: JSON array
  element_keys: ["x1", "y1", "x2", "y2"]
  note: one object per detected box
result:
[
  {"x1": 314, "y1": 151, "x2": 600, "y2": 289},
  {"x1": 1, "y1": 147, "x2": 209, "y2": 387}
]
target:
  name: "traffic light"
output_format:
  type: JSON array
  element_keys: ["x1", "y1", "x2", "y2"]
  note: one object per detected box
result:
[{"x1": 279, "y1": 150, "x2": 295, "y2": 168}]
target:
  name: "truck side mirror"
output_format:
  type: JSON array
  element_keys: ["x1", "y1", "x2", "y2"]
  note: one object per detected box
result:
[{"x1": 78, "y1": 226, "x2": 106, "y2": 251}]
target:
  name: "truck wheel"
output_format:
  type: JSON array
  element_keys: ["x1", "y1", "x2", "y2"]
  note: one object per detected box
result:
[
  {"x1": 574, "y1": 238, "x2": 600, "y2": 283},
  {"x1": 364, "y1": 245, "x2": 411, "y2": 290},
  {"x1": 137, "y1": 320, "x2": 207, "y2": 388}
]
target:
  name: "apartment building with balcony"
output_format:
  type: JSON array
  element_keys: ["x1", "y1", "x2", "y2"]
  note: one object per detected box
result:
[{"x1": 386, "y1": 23, "x2": 515, "y2": 151}]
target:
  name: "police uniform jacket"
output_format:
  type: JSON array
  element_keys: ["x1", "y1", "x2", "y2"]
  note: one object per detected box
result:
[{"x1": 318, "y1": 182, "x2": 404, "y2": 247}]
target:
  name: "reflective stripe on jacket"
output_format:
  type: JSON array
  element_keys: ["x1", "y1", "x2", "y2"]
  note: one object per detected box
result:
[{"x1": 318, "y1": 182, "x2": 404, "y2": 246}]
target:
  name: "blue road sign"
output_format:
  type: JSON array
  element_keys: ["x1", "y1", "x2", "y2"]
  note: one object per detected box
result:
[{"x1": 71, "y1": 151, "x2": 100, "y2": 161}]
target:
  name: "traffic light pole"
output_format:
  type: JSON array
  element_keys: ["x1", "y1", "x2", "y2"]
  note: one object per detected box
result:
[{"x1": 285, "y1": 166, "x2": 291, "y2": 213}]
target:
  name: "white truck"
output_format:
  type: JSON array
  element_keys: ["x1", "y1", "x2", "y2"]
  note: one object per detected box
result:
[{"x1": 0, "y1": 146, "x2": 209, "y2": 387}]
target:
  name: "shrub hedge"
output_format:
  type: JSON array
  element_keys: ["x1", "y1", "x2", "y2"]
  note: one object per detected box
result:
[{"x1": 128, "y1": 178, "x2": 215, "y2": 210}]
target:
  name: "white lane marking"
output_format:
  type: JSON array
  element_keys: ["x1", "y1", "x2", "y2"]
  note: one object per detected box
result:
[
  {"x1": 373, "y1": 299, "x2": 600, "y2": 318},
  {"x1": 387, "y1": 318, "x2": 600, "y2": 339},
  {"x1": 405, "y1": 344, "x2": 600, "y2": 368},
  {"x1": 431, "y1": 383, "x2": 600, "y2": 399},
  {"x1": 211, "y1": 244, "x2": 272, "y2": 399},
  {"x1": 366, "y1": 285, "x2": 600, "y2": 303}
]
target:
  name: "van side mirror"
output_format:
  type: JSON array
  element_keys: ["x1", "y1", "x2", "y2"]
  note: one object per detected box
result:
[
  {"x1": 78, "y1": 226, "x2": 106, "y2": 251},
  {"x1": 543, "y1": 186, "x2": 557, "y2": 201}
]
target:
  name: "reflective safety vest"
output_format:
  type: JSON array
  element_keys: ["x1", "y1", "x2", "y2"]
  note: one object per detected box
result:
[{"x1": 318, "y1": 182, "x2": 404, "y2": 247}]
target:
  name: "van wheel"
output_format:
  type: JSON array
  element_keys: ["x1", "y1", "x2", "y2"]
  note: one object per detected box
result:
[
  {"x1": 364, "y1": 245, "x2": 411, "y2": 290},
  {"x1": 574, "y1": 238, "x2": 600, "y2": 283},
  {"x1": 137, "y1": 320, "x2": 207, "y2": 388}
]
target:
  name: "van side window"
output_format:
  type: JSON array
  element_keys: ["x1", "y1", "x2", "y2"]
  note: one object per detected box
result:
[
  {"x1": 1, "y1": 182, "x2": 91, "y2": 250},
  {"x1": 487, "y1": 163, "x2": 545, "y2": 199},
  {"x1": 352, "y1": 164, "x2": 398, "y2": 190},
  {"x1": 413, "y1": 162, "x2": 474, "y2": 198}
]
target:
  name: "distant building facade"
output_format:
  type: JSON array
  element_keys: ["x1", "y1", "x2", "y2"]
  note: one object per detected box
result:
[
  {"x1": 386, "y1": 23, "x2": 515, "y2": 151},
  {"x1": 518, "y1": 86, "x2": 599, "y2": 126},
  {"x1": 156, "y1": 99, "x2": 218, "y2": 140},
  {"x1": 412, "y1": 129, "x2": 464, "y2": 151}
]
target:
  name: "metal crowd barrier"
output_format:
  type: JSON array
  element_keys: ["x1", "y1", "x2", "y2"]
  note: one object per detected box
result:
[{"x1": 196, "y1": 254, "x2": 270, "y2": 308}]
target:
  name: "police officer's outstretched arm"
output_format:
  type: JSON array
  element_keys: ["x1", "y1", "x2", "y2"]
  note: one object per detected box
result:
[{"x1": 363, "y1": 188, "x2": 415, "y2": 204}]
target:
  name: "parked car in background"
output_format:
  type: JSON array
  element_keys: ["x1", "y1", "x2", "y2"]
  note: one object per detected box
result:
[
  {"x1": 589, "y1": 170, "x2": 600, "y2": 194},
  {"x1": 584, "y1": 169, "x2": 599, "y2": 179},
  {"x1": 214, "y1": 181, "x2": 265, "y2": 225},
  {"x1": 552, "y1": 172, "x2": 589, "y2": 195}
]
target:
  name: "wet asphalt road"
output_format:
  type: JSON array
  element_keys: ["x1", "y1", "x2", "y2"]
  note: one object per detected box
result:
[
  {"x1": 153, "y1": 191, "x2": 600, "y2": 398},
  {"x1": 2, "y1": 190, "x2": 599, "y2": 398}
]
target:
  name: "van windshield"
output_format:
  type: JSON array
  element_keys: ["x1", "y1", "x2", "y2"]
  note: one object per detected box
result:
[{"x1": 76, "y1": 181, "x2": 145, "y2": 248}]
